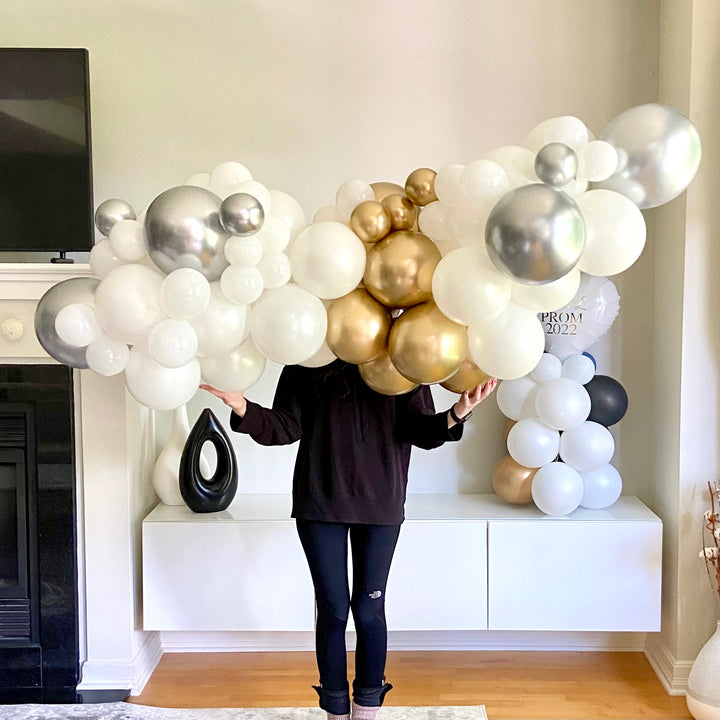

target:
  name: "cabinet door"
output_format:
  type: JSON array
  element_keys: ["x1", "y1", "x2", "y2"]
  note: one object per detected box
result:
[
  {"x1": 385, "y1": 520, "x2": 487, "y2": 631},
  {"x1": 143, "y1": 521, "x2": 315, "y2": 631},
  {"x1": 488, "y1": 520, "x2": 662, "y2": 631}
]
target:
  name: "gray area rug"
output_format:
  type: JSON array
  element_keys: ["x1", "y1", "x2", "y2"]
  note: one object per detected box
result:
[{"x1": 0, "y1": 704, "x2": 487, "y2": 719}]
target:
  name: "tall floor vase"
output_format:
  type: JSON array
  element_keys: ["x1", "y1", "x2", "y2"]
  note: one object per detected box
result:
[
  {"x1": 152, "y1": 404, "x2": 193, "y2": 506},
  {"x1": 686, "y1": 620, "x2": 720, "y2": 720}
]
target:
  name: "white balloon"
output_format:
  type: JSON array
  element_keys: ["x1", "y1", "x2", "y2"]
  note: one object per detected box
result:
[
  {"x1": 231, "y1": 179, "x2": 272, "y2": 216},
  {"x1": 160, "y1": 268, "x2": 211, "y2": 320},
  {"x1": 432, "y1": 247, "x2": 512, "y2": 327},
  {"x1": 434, "y1": 164, "x2": 467, "y2": 207},
  {"x1": 562, "y1": 353, "x2": 596, "y2": 384},
  {"x1": 290, "y1": 221, "x2": 366, "y2": 299},
  {"x1": 269, "y1": 189, "x2": 307, "y2": 239},
  {"x1": 220, "y1": 265, "x2": 264, "y2": 304},
  {"x1": 468, "y1": 303, "x2": 546, "y2": 380},
  {"x1": 314, "y1": 205, "x2": 344, "y2": 223},
  {"x1": 531, "y1": 461, "x2": 584, "y2": 516},
  {"x1": 511, "y1": 268, "x2": 581, "y2": 313},
  {"x1": 224, "y1": 235, "x2": 263, "y2": 267},
  {"x1": 199, "y1": 337, "x2": 266, "y2": 392},
  {"x1": 256, "y1": 217, "x2": 291, "y2": 254},
  {"x1": 535, "y1": 377, "x2": 591, "y2": 431},
  {"x1": 147, "y1": 319, "x2": 198, "y2": 368},
  {"x1": 108, "y1": 219, "x2": 147, "y2": 261},
  {"x1": 189, "y1": 282, "x2": 250, "y2": 357},
  {"x1": 54, "y1": 303, "x2": 100, "y2": 347},
  {"x1": 560, "y1": 421, "x2": 615, "y2": 472},
  {"x1": 94, "y1": 264, "x2": 166, "y2": 345},
  {"x1": 530, "y1": 352, "x2": 562, "y2": 383},
  {"x1": 418, "y1": 201, "x2": 453, "y2": 244},
  {"x1": 184, "y1": 172, "x2": 211, "y2": 189},
  {"x1": 576, "y1": 141, "x2": 618, "y2": 182},
  {"x1": 257, "y1": 252, "x2": 292, "y2": 289},
  {"x1": 449, "y1": 204, "x2": 492, "y2": 247},
  {"x1": 496, "y1": 376, "x2": 541, "y2": 421},
  {"x1": 124, "y1": 347, "x2": 201, "y2": 411},
  {"x1": 300, "y1": 341, "x2": 337, "y2": 368},
  {"x1": 90, "y1": 238, "x2": 126, "y2": 278},
  {"x1": 250, "y1": 284, "x2": 327, "y2": 365},
  {"x1": 85, "y1": 334, "x2": 130, "y2": 376},
  {"x1": 577, "y1": 190, "x2": 646, "y2": 276},
  {"x1": 525, "y1": 116, "x2": 589, "y2": 153},
  {"x1": 460, "y1": 160, "x2": 509, "y2": 205},
  {"x1": 335, "y1": 179, "x2": 374, "y2": 221},
  {"x1": 209, "y1": 162, "x2": 252, "y2": 198},
  {"x1": 483, "y1": 145, "x2": 538, "y2": 188},
  {"x1": 580, "y1": 464, "x2": 623, "y2": 509},
  {"x1": 507, "y1": 417, "x2": 560, "y2": 468}
]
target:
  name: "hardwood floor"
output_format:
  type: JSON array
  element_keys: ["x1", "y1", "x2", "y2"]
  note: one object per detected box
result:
[{"x1": 128, "y1": 651, "x2": 691, "y2": 719}]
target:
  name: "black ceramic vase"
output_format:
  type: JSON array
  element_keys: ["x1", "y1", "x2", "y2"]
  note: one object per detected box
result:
[{"x1": 179, "y1": 408, "x2": 238, "y2": 513}]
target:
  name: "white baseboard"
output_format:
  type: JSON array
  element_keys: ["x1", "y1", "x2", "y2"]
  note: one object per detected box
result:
[
  {"x1": 132, "y1": 631, "x2": 164, "y2": 695},
  {"x1": 159, "y1": 630, "x2": 648, "y2": 653},
  {"x1": 644, "y1": 633, "x2": 692, "y2": 696}
]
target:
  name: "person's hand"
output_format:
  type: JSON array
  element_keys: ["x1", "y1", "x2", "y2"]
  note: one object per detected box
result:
[
  {"x1": 450, "y1": 377, "x2": 498, "y2": 425},
  {"x1": 199, "y1": 384, "x2": 247, "y2": 417}
]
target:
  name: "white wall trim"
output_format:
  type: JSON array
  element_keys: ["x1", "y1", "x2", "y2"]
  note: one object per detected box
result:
[
  {"x1": 644, "y1": 633, "x2": 692, "y2": 696},
  {"x1": 159, "y1": 630, "x2": 648, "y2": 654},
  {"x1": 131, "y1": 631, "x2": 164, "y2": 696}
]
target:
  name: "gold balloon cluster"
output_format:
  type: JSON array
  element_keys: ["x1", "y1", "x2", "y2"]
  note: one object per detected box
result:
[{"x1": 326, "y1": 170, "x2": 489, "y2": 396}]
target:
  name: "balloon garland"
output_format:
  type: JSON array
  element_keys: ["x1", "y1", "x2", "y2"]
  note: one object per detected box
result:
[{"x1": 35, "y1": 103, "x2": 701, "y2": 507}]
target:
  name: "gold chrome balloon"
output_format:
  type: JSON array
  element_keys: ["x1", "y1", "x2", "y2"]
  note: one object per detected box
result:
[
  {"x1": 358, "y1": 349, "x2": 418, "y2": 396},
  {"x1": 405, "y1": 168, "x2": 438, "y2": 206},
  {"x1": 326, "y1": 288, "x2": 392, "y2": 365},
  {"x1": 371, "y1": 181, "x2": 406, "y2": 203},
  {"x1": 382, "y1": 194, "x2": 416, "y2": 231},
  {"x1": 363, "y1": 230, "x2": 441, "y2": 308},
  {"x1": 503, "y1": 418, "x2": 517, "y2": 441},
  {"x1": 388, "y1": 302, "x2": 467, "y2": 385},
  {"x1": 492, "y1": 455, "x2": 537, "y2": 505},
  {"x1": 350, "y1": 201, "x2": 392, "y2": 244},
  {"x1": 441, "y1": 355, "x2": 490, "y2": 394}
]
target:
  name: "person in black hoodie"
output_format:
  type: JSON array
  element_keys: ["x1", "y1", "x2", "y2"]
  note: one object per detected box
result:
[{"x1": 201, "y1": 360, "x2": 497, "y2": 720}]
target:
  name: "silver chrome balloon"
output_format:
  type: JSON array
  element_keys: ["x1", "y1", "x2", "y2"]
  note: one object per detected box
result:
[
  {"x1": 595, "y1": 103, "x2": 702, "y2": 209},
  {"x1": 485, "y1": 184, "x2": 586, "y2": 285},
  {"x1": 220, "y1": 192, "x2": 265, "y2": 236},
  {"x1": 34, "y1": 277, "x2": 100, "y2": 368},
  {"x1": 535, "y1": 143, "x2": 578, "y2": 187},
  {"x1": 144, "y1": 186, "x2": 230, "y2": 281},
  {"x1": 94, "y1": 198, "x2": 136, "y2": 236}
]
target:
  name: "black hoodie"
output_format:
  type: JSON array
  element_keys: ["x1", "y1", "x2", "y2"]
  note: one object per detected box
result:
[{"x1": 230, "y1": 359, "x2": 463, "y2": 525}]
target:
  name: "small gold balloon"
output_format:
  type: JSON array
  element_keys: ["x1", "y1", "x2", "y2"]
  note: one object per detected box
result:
[
  {"x1": 350, "y1": 200, "x2": 392, "y2": 244},
  {"x1": 363, "y1": 230, "x2": 441, "y2": 308},
  {"x1": 382, "y1": 194, "x2": 416, "y2": 231},
  {"x1": 405, "y1": 168, "x2": 438, "y2": 206},
  {"x1": 492, "y1": 455, "x2": 537, "y2": 505},
  {"x1": 371, "y1": 181, "x2": 406, "y2": 203},
  {"x1": 388, "y1": 302, "x2": 468, "y2": 385},
  {"x1": 326, "y1": 288, "x2": 392, "y2": 365},
  {"x1": 440, "y1": 355, "x2": 490, "y2": 394},
  {"x1": 358, "y1": 349, "x2": 418, "y2": 396}
]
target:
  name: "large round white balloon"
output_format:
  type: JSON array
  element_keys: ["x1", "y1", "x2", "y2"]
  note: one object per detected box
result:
[
  {"x1": 535, "y1": 377, "x2": 591, "y2": 431},
  {"x1": 220, "y1": 265, "x2": 264, "y2": 304},
  {"x1": 559, "y1": 421, "x2": 615, "y2": 472},
  {"x1": 124, "y1": 347, "x2": 201, "y2": 411},
  {"x1": 460, "y1": 160, "x2": 509, "y2": 205},
  {"x1": 562, "y1": 353, "x2": 596, "y2": 384},
  {"x1": 511, "y1": 267, "x2": 581, "y2": 313},
  {"x1": 85, "y1": 334, "x2": 129, "y2": 376},
  {"x1": 580, "y1": 464, "x2": 623, "y2": 509},
  {"x1": 108, "y1": 218, "x2": 147, "y2": 262},
  {"x1": 496, "y1": 376, "x2": 541, "y2": 421},
  {"x1": 199, "y1": 337, "x2": 266, "y2": 392},
  {"x1": 54, "y1": 303, "x2": 100, "y2": 347},
  {"x1": 577, "y1": 190, "x2": 646, "y2": 277},
  {"x1": 89, "y1": 238, "x2": 126, "y2": 278},
  {"x1": 250, "y1": 283, "x2": 328, "y2": 365},
  {"x1": 432, "y1": 247, "x2": 511, "y2": 327},
  {"x1": 468, "y1": 303, "x2": 545, "y2": 380},
  {"x1": 209, "y1": 161, "x2": 253, "y2": 199},
  {"x1": 160, "y1": 267, "x2": 211, "y2": 320},
  {"x1": 94, "y1": 264, "x2": 166, "y2": 345},
  {"x1": 531, "y1": 461, "x2": 584, "y2": 516},
  {"x1": 290, "y1": 221, "x2": 366, "y2": 299},
  {"x1": 530, "y1": 352, "x2": 562, "y2": 384},
  {"x1": 147, "y1": 319, "x2": 198, "y2": 368},
  {"x1": 525, "y1": 116, "x2": 589, "y2": 153},
  {"x1": 576, "y1": 141, "x2": 618, "y2": 182},
  {"x1": 189, "y1": 282, "x2": 250, "y2": 357},
  {"x1": 507, "y1": 417, "x2": 560, "y2": 468},
  {"x1": 269, "y1": 189, "x2": 307, "y2": 239},
  {"x1": 257, "y1": 252, "x2": 292, "y2": 289}
]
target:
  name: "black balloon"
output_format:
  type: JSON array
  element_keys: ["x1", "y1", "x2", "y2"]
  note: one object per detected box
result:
[
  {"x1": 180, "y1": 408, "x2": 238, "y2": 513},
  {"x1": 584, "y1": 374, "x2": 628, "y2": 426}
]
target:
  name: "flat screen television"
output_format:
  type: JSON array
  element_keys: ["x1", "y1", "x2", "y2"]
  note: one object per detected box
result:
[{"x1": 0, "y1": 48, "x2": 93, "y2": 257}]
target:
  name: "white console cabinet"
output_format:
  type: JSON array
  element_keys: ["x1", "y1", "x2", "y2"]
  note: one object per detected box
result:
[{"x1": 142, "y1": 494, "x2": 661, "y2": 634}]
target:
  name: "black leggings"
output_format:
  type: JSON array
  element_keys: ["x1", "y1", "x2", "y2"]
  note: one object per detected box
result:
[{"x1": 296, "y1": 519, "x2": 400, "y2": 715}]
